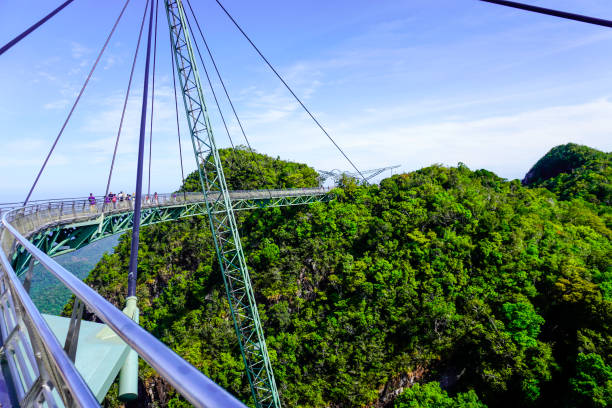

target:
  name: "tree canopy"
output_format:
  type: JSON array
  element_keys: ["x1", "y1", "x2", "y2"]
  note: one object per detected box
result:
[
  {"x1": 522, "y1": 143, "x2": 610, "y2": 206},
  {"x1": 77, "y1": 146, "x2": 611, "y2": 407},
  {"x1": 179, "y1": 145, "x2": 320, "y2": 192}
]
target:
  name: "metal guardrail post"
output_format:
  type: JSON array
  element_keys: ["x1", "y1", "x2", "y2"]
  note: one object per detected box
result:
[
  {"x1": 23, "y1": 258, "x2": 34, "y2": 293},
  {"x1": 63, "y1": 298, "x2": 84, "y2": 362}
]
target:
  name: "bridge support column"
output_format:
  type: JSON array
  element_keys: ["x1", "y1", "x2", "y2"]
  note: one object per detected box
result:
[{"x1": 119, "y1": 296, "x2": 139, "y2": 401}]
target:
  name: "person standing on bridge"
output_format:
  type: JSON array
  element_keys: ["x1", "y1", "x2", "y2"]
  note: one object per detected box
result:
[
  {"x1": 154, "y1": 192, "x2": 158, "y2": 205},
  {"x1": 88, "y1": 193, "x2": 96, "y2": 212}
]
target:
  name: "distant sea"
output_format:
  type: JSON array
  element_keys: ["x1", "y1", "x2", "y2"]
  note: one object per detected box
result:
[{"x1": 30, "y1": 235, "x2": 121, "y2": 314}]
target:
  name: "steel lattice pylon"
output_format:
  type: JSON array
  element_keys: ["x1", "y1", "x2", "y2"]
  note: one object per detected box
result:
[{"x1": 164, "y1": 1, "x2": 281, "y2": 407}]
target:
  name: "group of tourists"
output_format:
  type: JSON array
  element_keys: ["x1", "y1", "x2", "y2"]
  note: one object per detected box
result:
[
  {"x1": 103, "y1": 191, "x2": 133, "y2": 208},
  {"x1": 145, "y1": 192, "x2": 159, "y2": 205},
  {"x1": 86, "y1": 191, "x2": 162, "y2": 212}
]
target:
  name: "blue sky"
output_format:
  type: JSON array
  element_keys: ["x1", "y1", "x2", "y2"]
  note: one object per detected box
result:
[{"x1": 1, "y1": 0, "x2": 611, "y2": 202}]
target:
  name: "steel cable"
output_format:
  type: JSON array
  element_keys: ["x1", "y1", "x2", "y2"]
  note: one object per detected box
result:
[
  {"x1": 104, "y1": 0, "x2": 151, "y2": 206},
  {"x1": 0, "y1": 0, "x2": 75, "y2": 56},
  {"x1": 480, "y1": 0, "x2": 612, "y2": 28},
  {"x1": 24, "y1": 0, "x2": 132, "y2": 205},
  {"x1": 182, "y1": 11, "x2": 241, "y2": 174},
  {"x1": 186, "y1": 1, "x2": 256, "y2": 159},
  {"x1": 185, "y1": 0, "x2": 271, "y2": 192},
  {"x1": 212, "y1": 0, "x2": 368, "y2": 184},
  {"x1": 147, "y1": 0, "x2": 159, "y2": 197}
]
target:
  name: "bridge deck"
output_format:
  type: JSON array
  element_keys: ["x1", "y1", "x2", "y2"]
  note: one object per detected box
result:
[
  {"x1": 1, "y1": 188, "x2": 330, "y2": 259},
  {"x1": 0, "y1": 187, "x2": 330, "y2": 407}
]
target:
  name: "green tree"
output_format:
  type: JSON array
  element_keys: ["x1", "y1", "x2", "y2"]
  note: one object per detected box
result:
[
  {"x1": 78, "y1": 145, "x2": 611, "y2": 407},
  {"x1": 523, "y1": 143, "x2": 611, "y2": 206},
  {"x1": 394, "y1": 382, "x2": 486, "y2": 408},
  {"x1": 569, "y1": 353, "x2": 612, "y2": 408},
  {"x1": 179, "y1": 145, "x2": 320, "y2": 192},
  {"x1": 502, "y1": 301, "x2": 544, "y2": 349}
]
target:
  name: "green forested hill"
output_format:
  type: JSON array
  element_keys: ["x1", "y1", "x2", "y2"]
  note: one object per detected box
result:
[
  {"x1": 179, "y1": 146, "x2": 320, "y2": 191},
  {"x1": 523, "y1": 143, "x2": 611, "y2": 206},
  {"x1": 80, "y1": 147, "x2": 610, "y2": 407}
]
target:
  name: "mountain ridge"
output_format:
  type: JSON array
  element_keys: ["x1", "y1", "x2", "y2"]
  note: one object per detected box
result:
[{"x1": 522, "y1": 143, "x2": 611, "y2": 206}]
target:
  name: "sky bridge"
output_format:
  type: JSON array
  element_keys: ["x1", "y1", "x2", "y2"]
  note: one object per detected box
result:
[
  {"x1": 0, "y1": 187, "x2": 330, "y2": 407},
  {"x1": 0, "y1": 0, "x2": 603, "y2": 407},
  {"x1": 2, "y1": 188, "x2": 331, "y2": 276},
  {"x1": 0, "y1": 0, "x2": 342, "y2": 403}
]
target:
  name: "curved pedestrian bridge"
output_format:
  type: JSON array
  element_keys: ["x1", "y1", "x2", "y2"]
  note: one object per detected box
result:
[
  {"x1": 2, "y1": 188, "x2": 331, "y2": 275},
  {"x1": 0, "y1": 187, "x2": 330, "y2": 407}
]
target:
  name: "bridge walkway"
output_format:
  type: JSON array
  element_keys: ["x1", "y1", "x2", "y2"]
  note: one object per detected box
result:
[
  {"x1": 1, "y1": 188, "x2": 330, "y2": 272},
  {"x1": 0, "y1": 187, "x2": 331, "y2": 407}
]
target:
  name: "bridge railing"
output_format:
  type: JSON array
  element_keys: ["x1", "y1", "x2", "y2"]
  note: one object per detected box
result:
[
  {"x1": 0, "y1": 187, "x2": 329, "y2": 214},
  {"x1": 0, "y1": 207, "x2": 247, "y2": 408},
  {"x1": 0, "y1": 242, "x2": 101, "y2": 407},
  {"x1": 0, "y1": 187, "x2": 330, "y2": 246},
  {"x1": 0, "y1": 187, "x2": 330, "y2": 406}
]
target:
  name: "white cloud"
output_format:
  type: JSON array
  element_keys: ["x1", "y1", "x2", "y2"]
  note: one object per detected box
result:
[
  {"x1": 43, "y1": 99, "x2": 70, "y2": 110},
  {"x1": 288, "y1": 97, "x2": 612, "y2": 180},
  {"x1": 71, "y1": 42, "x2": 92, "y2": 60}
]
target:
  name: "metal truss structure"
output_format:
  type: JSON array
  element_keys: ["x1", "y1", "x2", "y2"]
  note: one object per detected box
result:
[
  {"x1": 318, "y1": 165, "x2": 400, "y2": 184},
  {"x1": 167, "y1": 1, "x2": 284, "y2": 404},
  {"x1": 9, "y1": 189, "x2": 330, "y2": 277}
]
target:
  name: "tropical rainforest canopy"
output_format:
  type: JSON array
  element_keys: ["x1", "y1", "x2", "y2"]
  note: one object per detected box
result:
[{"x1": 76, "y1": 143, "x2": 611, "y2": 407}]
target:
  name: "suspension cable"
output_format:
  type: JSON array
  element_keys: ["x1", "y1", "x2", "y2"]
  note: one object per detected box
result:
[
  {"x1": 24, "y1": 0, "x2": 131, "y2": 205},
  {"x1": 170, "y1": 48, "x2": 187, "y2": 199},
  {"x1": 187, "y1": 0, "x2": 254, "y2": 158},
  {"x1": 0, "y1": 0, "x2": 75, "y2": 56},
  {"x1": 212, "y1": 0, "x2": 367, "y2": 184},
  {"x1": 480, "y1": 0, "x2": 612, "y2": 28},
  {"x1": 128, "y1": 0, "x2": 156, "y2": 298},
  {"x1": 182, "y1": 11, "x2": 239, "y2": 159},
  {"x1": 183, "y1": 16, "x2": 252, "y2": 190},
  {"x1": 147, "y1": 0, "x2": 159, "y2": 198},
  {"x1": 185, "y1": 0, "x2": 269, "y2": 191},
  {"x1": 105, "y1": 0, "x2": 151, "y2": 205},
  {"x1": 185, "y1": 10, "x2": 264, "y2": 188}
]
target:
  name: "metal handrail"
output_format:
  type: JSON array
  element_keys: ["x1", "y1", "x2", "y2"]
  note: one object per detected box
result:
[
  {"x1": 0, "y1": 247, "x2": 100, "y2": 407},
  {"x1": 1, "y1": 210, "x2": 247, "y2": 408},
  {"x1": 0, "y1": 187, "x2": 329, "y2": 214},
  {"x1": 0, "y1": 188, "x2": 331, "y2": 243}
]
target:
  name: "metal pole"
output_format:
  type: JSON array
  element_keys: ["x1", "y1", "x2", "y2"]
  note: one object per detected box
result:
[
  {"x1": 165, "y1": 2, "x2": 281, "y2": 405},
  {"x1": 480, "y1": 0, "x2": 612, "y2": 28},
  {"x1": 128, "y1": 0, "x2": 155, "y2": 298}
]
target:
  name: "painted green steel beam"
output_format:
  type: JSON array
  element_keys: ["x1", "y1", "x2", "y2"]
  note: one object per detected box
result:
[
  {"x1": 165, "y1": 1, "x2": 282, "y2": 406},
  {"x1": 12, "y1": 192, "x2": 331, "y2": 277}
]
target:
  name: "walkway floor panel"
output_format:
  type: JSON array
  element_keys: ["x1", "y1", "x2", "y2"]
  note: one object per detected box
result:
[{"x1": 42, "y1": 314, "x2": 130, "y2": 402}]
